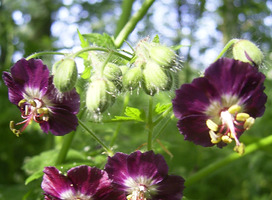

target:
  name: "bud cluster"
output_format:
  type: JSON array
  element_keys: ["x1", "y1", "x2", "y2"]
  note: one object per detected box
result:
[{"x1": 122, "y1": 39, "x2": 181, "y2": 96}]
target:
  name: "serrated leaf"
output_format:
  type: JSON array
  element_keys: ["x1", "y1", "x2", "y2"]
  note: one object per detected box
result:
[
  {"x1": 83, "y1": 33, "x2": 116, "y2": 49},
  {"x1": 155, "y1": 103, "x2": 172, "y2": 115},
  {"x1": 152, "y1": 34, "x2": 160, "y2": 43},
  {"x1": 112, "y1": 106, "x2": 145, "y2": 122}
]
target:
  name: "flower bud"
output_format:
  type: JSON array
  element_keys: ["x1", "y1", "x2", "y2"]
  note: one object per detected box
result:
[
  {"x1": 103, "y1": 63, "x2": 122, "y2": 90},
  {"x1": 143, "y1": 61, "x2": 172, "y2": 96},
  {"x1": 149, "y1": 45, "x2": 175, "y2": 67},
  {"x1": 233, "y1": 39, "x2": 264, "y2": 66},
  {"x1": 53, "y1": 58, "x2": 78, "y2": 92},
  {"x1": 122, "y1": 66, "x2": 143, "y2": 91},
  {"x1": 86, "y1": 78, "x2": 116, "y2": 113}
]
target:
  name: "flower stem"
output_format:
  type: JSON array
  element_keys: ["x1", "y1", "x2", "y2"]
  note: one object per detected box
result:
[
  {"x1": 73, "y1": 46, "x2": 132, "y2": 61},
  {"x1": 185, "y1": 134, "x2": 272, "y2": 187},
  {"x1": 114, "y1": 0, "x2": 155, "y2": 48},
  {"x1": 55, "y1": 131, "x2": 76, "y2": 165},
  {"x1": 110, "y1": 93, "x2": 130, "y2": 147},
  {"x1": 213, "y1": 38, "x2": 239, "y2": 62},
  {"x1": 78, "y1": 119, "x2": 113, "y2": 156},
  {"x1": 26, "y1": 51, "x2": 66, "y2": 60},
  {"x1": 147, "y1": 96, "x2": 154, "y2": 151}
]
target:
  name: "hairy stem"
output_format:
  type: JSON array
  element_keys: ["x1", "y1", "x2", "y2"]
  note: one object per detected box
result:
[
  {"x1": 147, "y1": 96, "x2": 154, "y2": 151},
  {"x1": 78, "y1": 119, "x2": 113, "y2": 156},
  {"x1": 213, "y1": 38, "x2": 239, "y2": 62},
  {"x1": 115, "y1": 0, "x2": 134, "y2": 38},
  {"x1": 114, "y1": 0, "x2": 156, "y2": 48}
]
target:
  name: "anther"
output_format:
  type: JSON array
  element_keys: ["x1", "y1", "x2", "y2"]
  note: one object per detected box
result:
[
  {"x1": 222, "y1": 135, "x2": 232, "y2": 143},
  {"x1": 209, "y1": 130, "x2": 222, "y2": 144},
  {"x1": 206, "y1": 119, "x2": 218, "y2": 132},
  {"x1": 9, "y1": 121, "x2": 21, "y2": 137},
  {"x1": 236, "y1": 113, "x2": 250, "y2": 121},
  {"x1": 244, "y1": 117, "x2": 255, "y2": 130},
  {"x1": 228, "y1": 105, "x2": 241, "y2": 114},
  {"x1": 18, "y1": 99, "x2": 27, "y2": 107},
  {"x1": 234, "y1": 143, "x2": 245, "y2": 155}
]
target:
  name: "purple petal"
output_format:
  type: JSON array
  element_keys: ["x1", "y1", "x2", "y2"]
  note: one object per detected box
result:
[
  {"x1": 42, "y1": 167, "x2": 75, "y2": 199},
  {"x1": 40, "y1": 106, "x2": 78, "y2": 136},
  {"x1": 10, "y1": 58, "x2": 50, "y2": 97},
  {"x1": 204, "y1": 58, "x2": 267, "y2": 117},
  {"x1": 177, "y1": 115, "x2": 214, "y2": 147},
  {"x1": 154, "y1": 175, "x2": 185, "y2": 200},
  {"x1": 67, "y1": 166, "x2": 125, "y2": 200},
  {"x1": 126, "y1": 151, "x2": 168, "y2": 183},
  {"x1": 104, "y1": 152, "x2": 130, "y2": 190},
  {"x1": 172, "y1": 77, "x2": 220, "y2": 119},
  {"x1": 2, "y1": 71, "x2": 24, "y2": 105},
  {"x1": 46, "y1": 77, "x2": 80, "y2": 114}
]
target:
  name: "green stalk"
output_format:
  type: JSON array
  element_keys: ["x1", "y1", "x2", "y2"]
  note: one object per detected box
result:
[
  {"x1": 55, "y1": 131, "x2": 76, "y2": 165},
  {"x1": 26, "y1": 51, "x2": 66, "y2": 60},
  {"x1": 114, "y1": 0, "x2": 156, "y2": 48},
  {"x1": 73, "y1": 46, "x2": 132, "y2": 61},
  {"x1": 213, "y1": 38, "x2": 239, "y2": 62},
  {"x1": 185, "y1": 134, "x2": 272, "y2": 187},
  {"x1": 78, "y1": 119, "x2": 113, "y2": 156},
  {"x1": 114, "y1": 0, "x2": 134, "y2": 38},
  {"x1": 110, "y1": 93, "x2": 130, "y2": 147},
  {"x1": 147, "y1": 96, "x2": 154, "y2": 151}
]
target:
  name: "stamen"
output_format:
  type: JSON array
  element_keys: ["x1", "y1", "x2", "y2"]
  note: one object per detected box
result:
[
  {"x1": 244, "y1": 117, "x2": 255, "y2": 130},
  {"x1": 236, "y1": 113, "x2": 250, "y2": 121},
  {"x1": 206, "y1": 119, "x2": 218, "y2": 131},
  {"x1": 228, "y1": 105, "x2": 241, "y2": 114},
  {"x1": 9, "y1": 121, "x2": 21, "y2": 137},
  {"x1": 209, "y1": 130, "x2": 222, "y2": 144},
  {"x1": 221, "y1": 135, "x2": 232, "y2": 143},
  {"x1": 234, "y1": 143, "x2": 245, "y2": 155},
  {"x1": 18, "y1": 99, "x2": 27, "y2": 107}
]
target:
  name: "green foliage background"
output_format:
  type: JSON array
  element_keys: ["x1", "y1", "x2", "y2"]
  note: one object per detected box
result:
[{"x1": 0, "y1": 0, "x2": 272, "y2": 199}]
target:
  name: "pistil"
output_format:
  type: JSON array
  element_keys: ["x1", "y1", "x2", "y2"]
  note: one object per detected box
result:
[{"x1": 206, "y1": 104, "x2": 255, "y2": 154}]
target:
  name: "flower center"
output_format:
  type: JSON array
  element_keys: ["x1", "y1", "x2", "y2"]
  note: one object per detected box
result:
[
  {"x1": 125, "y1": 176, "x2": 157, "y2": 200},
  {"x1": 9, "y1": 98, "x2": 49, "y2": 136},
  {"x1": 206, "y1": 104, "x2": 255, "y2": 154}
]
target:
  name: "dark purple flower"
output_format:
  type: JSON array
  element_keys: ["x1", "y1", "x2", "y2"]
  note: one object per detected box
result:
[
  {"x1": 2, "y1": 58, "x2": 80, "y2": 136},
  {"x1": 42, "y1": 165, "x2": 125, "y2": 200},
  {"x1": 172, "y1": 58, "x2": 267, "y2": 153},
  {"x1": 105, "y1": 150, "x2": 185, "y2": 200}
]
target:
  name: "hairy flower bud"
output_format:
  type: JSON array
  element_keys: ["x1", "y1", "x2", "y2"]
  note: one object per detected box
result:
[
  {"x1": 143, "y1": 61, "x2": 172, "y2": 95},
  {"x1": 233, "y1": 39, "x2": 264, "y2": 66},
  {"x1": 86, "y1": 79, "x2": 116, "y2": 113},
  {"x1": 53, "y1": 58, "x2": 78, "y2": 92},
  {"x1": 149, "y1": 45, "x2": 175, "y2": 67},
  {"x1": 103, "y1": 63, "x2": 122, "y2": 90},
  {"x1": 122, "y1": 66, "x2": 143, "y2": 91}
]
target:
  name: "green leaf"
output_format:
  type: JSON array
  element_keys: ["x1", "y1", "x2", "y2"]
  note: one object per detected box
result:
[
  {"x1": 81, "y1": 65, "x2": 92, "y2": 79},
  {"x1": 155, "y1": 103, "x2": 172, "y2": 115},
  {"x1": 77, "y1": 29, "x2": 89, "y2": 48},
  {"x1": 112, "y1": 106, "x2": 145, "y2": 122},
  {"x1": 23, "y1": 149, "x2": 87, "y2": 185},
  {"x1": 82, "y1": 33, "x2": 116, "y2": 49},
  {"x1": 77, "y1": 29, "x2": 89, "y2": 60},
  {"x1": 152, "y1": 34, "x2": 160, "y2": 43}
]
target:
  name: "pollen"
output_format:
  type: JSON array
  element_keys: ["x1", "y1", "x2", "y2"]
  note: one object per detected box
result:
[{"x1": 206, "y1": 104, "x2": 255, "y2": 154}]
